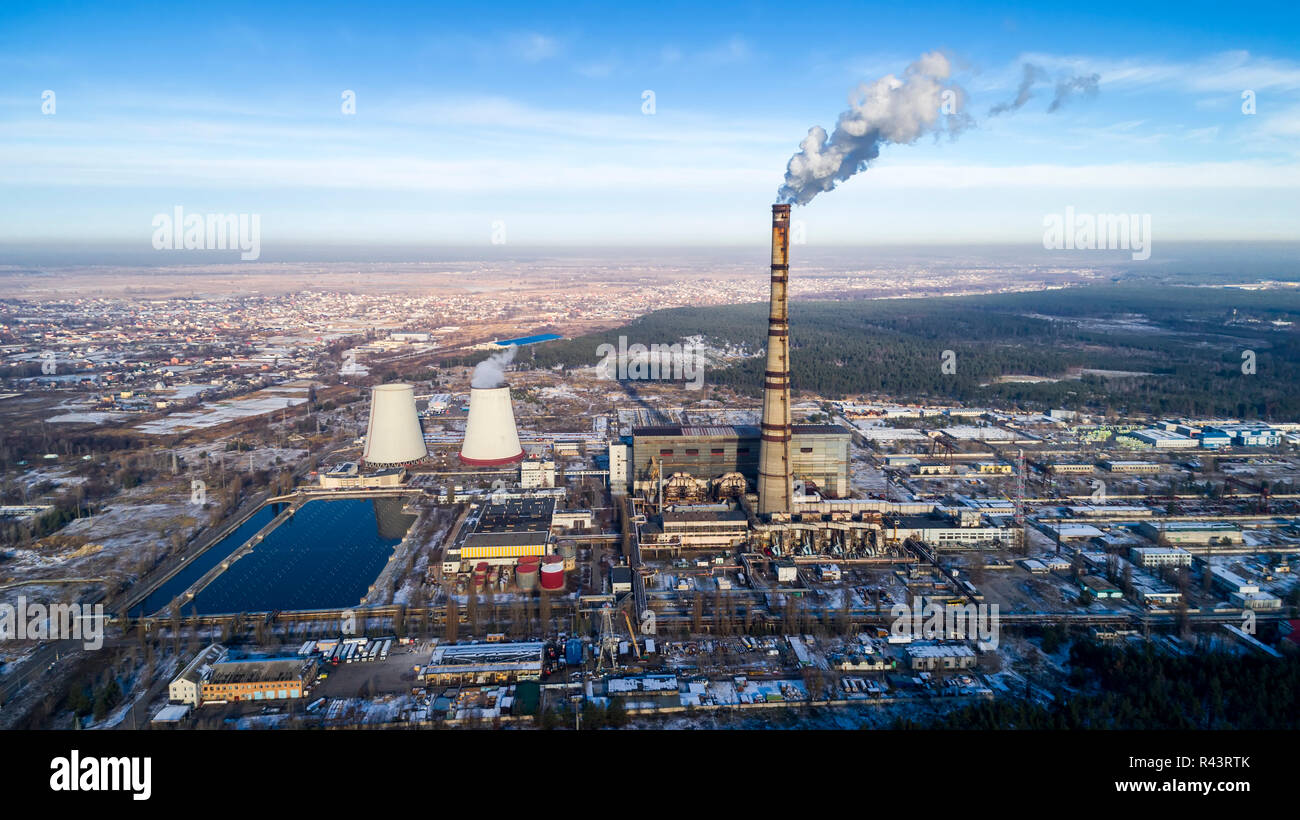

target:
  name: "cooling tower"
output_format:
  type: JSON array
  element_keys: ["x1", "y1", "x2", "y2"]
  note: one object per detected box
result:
[
  {"x1": 757, "y1": 203, "x2": 794, "y2": 516},
  {"x1": 362, "y1": 383, "x2": 428, "y2": 468},
  {"x1": 459, "y1": 385, "x2": 524, "y2": 466}
]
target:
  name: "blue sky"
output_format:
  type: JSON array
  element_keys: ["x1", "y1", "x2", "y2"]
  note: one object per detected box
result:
[{"x1": 2, "y1": 0, "x2": 1299, "y2": 248}]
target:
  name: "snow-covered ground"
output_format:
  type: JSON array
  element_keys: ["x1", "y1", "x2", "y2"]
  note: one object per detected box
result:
[
  {"x1": 135, "y1": 394, "x2": 308, "y2": 434},
  {"x1": 47, "y1": 411, "x2": 130, "y2": 424}
]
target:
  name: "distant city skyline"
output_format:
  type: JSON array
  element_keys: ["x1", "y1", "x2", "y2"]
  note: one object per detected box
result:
[{"x1": 2, "y1": 0, "x2": 1299, "y2": 247}]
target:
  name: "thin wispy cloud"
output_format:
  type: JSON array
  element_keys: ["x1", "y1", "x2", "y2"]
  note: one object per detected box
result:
[
  {"x1": 512, "y1": 31, "x2": 562, "y2": 62},
  {"x1": 1016, "y1": 50, "x2": 1300, "y2": 94},
  {"x1": 2, "y1": 5, "x2": 1298, "y2": 245},
  {"x1": 702, "y1": 35, "x2": 751, "y2": 64}
]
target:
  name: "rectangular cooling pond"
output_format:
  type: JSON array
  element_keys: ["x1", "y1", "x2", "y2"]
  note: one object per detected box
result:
[{"x1": 132, "y1": 503, "x2": 282, "y2": 617}]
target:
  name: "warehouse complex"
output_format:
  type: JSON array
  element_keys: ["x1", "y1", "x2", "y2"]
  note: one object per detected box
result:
[
  {"x1": 422, "y1": 641, "x2": 546, "y2": 685},
  {"x1": 168, "y1": 645, "x2": 317, "y2": 707},
  {"x1": 445, "y1": 495, "x2": 558, "y2": 569}
]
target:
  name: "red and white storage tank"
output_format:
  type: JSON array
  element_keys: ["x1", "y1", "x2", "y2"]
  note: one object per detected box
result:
[{"x1": 539, "y1": 555, "x2": 566, "y2": 592}]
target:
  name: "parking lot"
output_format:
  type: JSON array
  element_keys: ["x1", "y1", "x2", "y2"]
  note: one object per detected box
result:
[{"x1": 309, "y1": 640, "x2": 435, "y2": 699}]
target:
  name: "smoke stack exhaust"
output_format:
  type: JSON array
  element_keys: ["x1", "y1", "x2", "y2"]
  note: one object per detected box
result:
[{"x1": 757, "y1": 203, "x2": 793, "y2": 515}]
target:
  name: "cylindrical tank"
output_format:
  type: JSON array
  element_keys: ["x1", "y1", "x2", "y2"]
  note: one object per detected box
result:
[
  {"x1": 516, "y1": 562, "x2": 539, "y2": 591},
  {"x1": 540, "y1": 556, "x2": 565, "y2": 591},
  {"x1": 558, "y1": 540, "x2": 577, "y2": 571}
]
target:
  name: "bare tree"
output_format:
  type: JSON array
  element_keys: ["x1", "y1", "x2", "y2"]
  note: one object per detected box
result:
[{"x1": 444, "y1": 596, "x2": 459, "y2": 643}]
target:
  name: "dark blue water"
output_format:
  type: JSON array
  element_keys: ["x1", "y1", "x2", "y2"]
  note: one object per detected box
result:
[
  {"x1": 187, "y1": 498, "x2": 414, "y2": 615},
  {"x1": 132, "y1": 504, "x2": 283, "y2": 617}
]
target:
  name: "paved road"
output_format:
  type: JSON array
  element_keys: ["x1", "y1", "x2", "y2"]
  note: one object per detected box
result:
[{"x1": 0, "y1": 638, "x2": 82, "y2": 710}]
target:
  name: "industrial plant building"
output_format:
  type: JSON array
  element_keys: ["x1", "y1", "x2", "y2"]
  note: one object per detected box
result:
[
  {"x1": 520, "y1": 459, "x2": 556, "y2": 488},
  {"x1": 1135, "y1": 584, "x2": 1183, "y2": 607},
  {"x1": 1233, "y1": 590, "x2": 1282, "y2": 610},
  {"x1": 630, "y1": 423, "x2": 851, "y2": 498},
  {"x1": 1207, "y1": 565, "x2": 1259, "y2": 596},
  {"x1": 906, "y1": 643, "x2": 977, "y2": 671},
  {"x1": 608, "y1": 442, "x2": 630, "y2": 491},
  {"x1": 639, "y1": 507, "x2": 751, "y2": 551},
  {"x1": 1128, "y1": 429, "x2": 1198, "y2": 449},
  {"x1": 168, "y1": 643, "x2": 227, "y2": 706},
  {"x1": 1100, "y1": 460, "x2": 1164, "y2": 474},
  {"x1": 1079, "y1": 576, "x2": 1123, "y2": 599},
  {"x1": 1155, "y1": 421, "x2": 1283, "y2": 448},
  {"x1": 1065, "y1": 504, "x2": 1154, "y2": 519},
  {"x1": 422, "y1": 641, "x2": 545, "y2": 685},
  {"x1": 1217, "y1": 425, "x2": 1282, "y2": 447},
  {"x1": 610, "y1": 565, "x2": 634, "y2": 594},
  {"x1": 446, "y1": 495, "x2": 557, "y2": 568},
  {"x1": 170, "y1": 647, "x2": 317, "y2": 706},
  {"x1": 1135, "y1": 520, "x2": 1244, "y2": 546},
  {"x1": 1198, "y1": 429, "x2": 1233, "y2": 448},
  {"x1": 914, "y1": 463, "x2": 953, "y2": 475},
  {"x1": 318, "y1": 462, "x2": 406, "y2": 489},
  {"x1": 1048, "y1": 462, "x2": 1096, "y2": 474},
  {"x1": 886, "y1": 511, "x2": 1015, "y2": 548},
  {"x1": 1129, "y1": 545, "x2": 1194, "y2": 567}
]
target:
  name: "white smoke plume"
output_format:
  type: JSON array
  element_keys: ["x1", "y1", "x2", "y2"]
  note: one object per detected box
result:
[
  {"x1": 777, "y1": 51, "x2": 969, "y2": 206},
  {"x1": 471, "y1": 346, "x2": 516, "y2": 389}
]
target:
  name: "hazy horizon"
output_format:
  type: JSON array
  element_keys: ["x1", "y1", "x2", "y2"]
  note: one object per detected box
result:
[{"x1": 4, "y1": 239, "x2": 1300, "y2": 269}]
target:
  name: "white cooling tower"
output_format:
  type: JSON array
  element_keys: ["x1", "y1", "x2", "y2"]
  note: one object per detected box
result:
[
  {"x1": 460, "y1": 385, "x2": 524, "y2": 466},
  {"x1": 362, "y1": 383, "x2": 428, "y2": 467}
]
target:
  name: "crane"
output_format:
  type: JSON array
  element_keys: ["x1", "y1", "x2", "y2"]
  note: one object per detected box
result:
[
  {"x1": 622, "y1": 607, "x2": 642, "y2": 660},
  {"x1": 644, "y1": 455, "x2": 663, "y2": 509}
]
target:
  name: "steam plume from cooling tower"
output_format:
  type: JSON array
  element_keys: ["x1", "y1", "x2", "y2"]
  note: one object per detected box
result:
[
  {"x1": 471, "y1": 346, "x2": 516, "y2": 389},
  {"x1": 777, "y1": 51, "x2": 968, "y2": 206}
]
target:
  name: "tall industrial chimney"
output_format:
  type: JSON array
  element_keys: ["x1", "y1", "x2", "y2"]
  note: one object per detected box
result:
[{"x1": 757, "y1": 203, "x2": 793, "y2": 515}]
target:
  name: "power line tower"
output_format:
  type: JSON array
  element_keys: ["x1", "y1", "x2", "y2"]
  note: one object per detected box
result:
[{"x1": 596, "y1": 605, "x2": 620, "y2": 672}]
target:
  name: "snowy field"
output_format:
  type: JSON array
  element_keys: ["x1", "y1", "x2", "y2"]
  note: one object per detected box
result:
[{"x1": 135, "y1": 395, "x2": 308, "y2": 434}]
